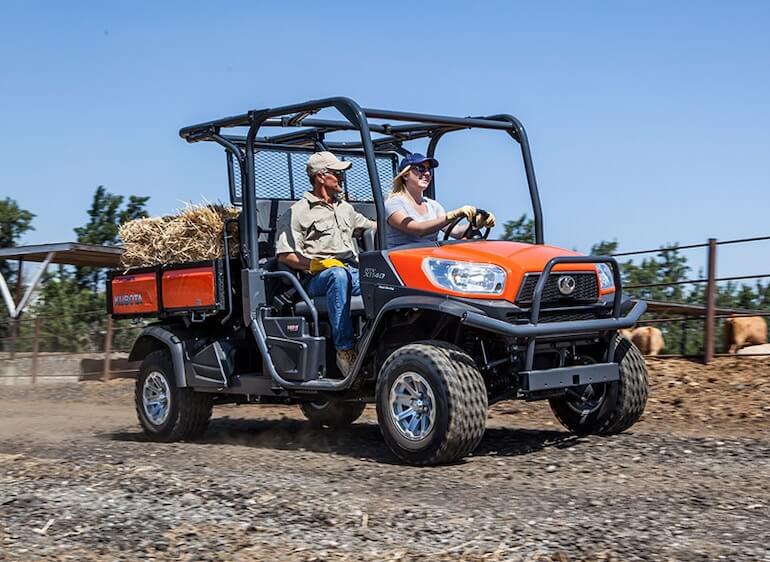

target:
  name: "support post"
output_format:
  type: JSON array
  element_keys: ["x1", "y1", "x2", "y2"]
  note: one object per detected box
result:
[
  {"x1": 704, "y1": 238, "x2": 717, "y2": 364},
  {"x1": 9, "y1": 260, "x2": 23, "y2": 360},
  {"x1": 103, "y1": 315, "x2": 113, "y2": 381},
  {"x1": 680, "y1": 319, "x2": 687, "y2": 356},
  {"x1": 31, "y1": 316, "x2": 41, "y2": 383},
  {"x1": 8, "y1": 320, "x2": 17, "y2": 360}
]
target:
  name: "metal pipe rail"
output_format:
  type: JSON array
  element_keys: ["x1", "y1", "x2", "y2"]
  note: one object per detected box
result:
[
  {"x1": 259, "y1": 271, "x2": 319, "y2": 337},
  {"x1": 612, "y1": 235, "x2": 770, "y2": 258},
  {"x1": 627, "y1": 273, "x2": 770, "y2": 290}
]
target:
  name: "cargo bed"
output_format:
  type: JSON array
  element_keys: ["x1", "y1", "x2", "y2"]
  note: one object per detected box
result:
[{"x1": 108, "y1": 259, "x2": 229, "y2": 318}]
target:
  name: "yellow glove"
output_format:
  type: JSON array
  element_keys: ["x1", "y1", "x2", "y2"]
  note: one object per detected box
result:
[
  {"x1": 446, "y1": 205, "x2": 477, "y2": 222},
  {"x1": 309, "y1": 258, "x2": 345, "y2": 275},
  {"x1": 478, "y1": 211, "x2": 496, "y2": 228}
]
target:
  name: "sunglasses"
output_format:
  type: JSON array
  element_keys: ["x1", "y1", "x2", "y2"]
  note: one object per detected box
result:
[
  {"x1": 410, "y1": 165, "x2": 433, "y2": 176},
  {"x1": 323, "y1": 169, "x2": 345, "y2": 180}
]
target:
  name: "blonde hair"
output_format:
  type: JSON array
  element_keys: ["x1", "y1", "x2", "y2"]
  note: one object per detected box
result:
[{"x1": 388, "y1": 165, "x2": 412, "y2": 198}]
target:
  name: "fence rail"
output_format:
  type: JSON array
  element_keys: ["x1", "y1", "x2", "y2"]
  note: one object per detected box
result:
[
  {"x1": 0, "y1": 312, "x2": 143, "y2": 382},
  {"x1": 614, "y1": 236, "x2": 770, "y2": 362}
]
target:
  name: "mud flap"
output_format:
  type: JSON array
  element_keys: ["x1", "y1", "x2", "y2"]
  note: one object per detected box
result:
[{"x1": 189, "y1": 341, "x2": 235, "y2": 388}]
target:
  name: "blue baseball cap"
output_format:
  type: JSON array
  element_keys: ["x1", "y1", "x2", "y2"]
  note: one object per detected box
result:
[{"x1": 397, "y1": 153, "x2": 440, "y2": 174}]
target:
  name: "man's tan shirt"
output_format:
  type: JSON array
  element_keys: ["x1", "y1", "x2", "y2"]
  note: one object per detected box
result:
[{"x1": 275, "y1": 192, "x2": 375, "y2": 261}]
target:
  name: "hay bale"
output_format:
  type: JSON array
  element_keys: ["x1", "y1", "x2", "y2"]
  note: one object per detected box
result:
[{"x1": 119, "y1": 203, "x2": 240, "y2": 268}]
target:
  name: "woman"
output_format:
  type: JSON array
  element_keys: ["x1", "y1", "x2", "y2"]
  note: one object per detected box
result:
[{"x1": 384, "y1": 153, "x2": 495, "y2": 248}]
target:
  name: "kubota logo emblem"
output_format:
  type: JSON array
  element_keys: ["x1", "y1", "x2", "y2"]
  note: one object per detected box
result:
[
  {"x1": 114, "y1": 294, "x2": 143, "y2": 306},
  {"x1": 557, "y1": 275, "x2": 576, "y2": 296}
]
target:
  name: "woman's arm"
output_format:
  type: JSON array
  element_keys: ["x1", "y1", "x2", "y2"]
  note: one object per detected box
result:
[{"x1": 387, "y1": 210, "x2": 449, "y2": 236}]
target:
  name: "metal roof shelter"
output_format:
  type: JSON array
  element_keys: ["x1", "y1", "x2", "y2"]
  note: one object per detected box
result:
[{"x1": 0, "y1": 243, "x2": 123, "y2": 319}]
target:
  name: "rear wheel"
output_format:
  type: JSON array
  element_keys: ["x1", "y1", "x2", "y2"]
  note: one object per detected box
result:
[
  {"x1": 135, "y1": 350, "x2": 212, "y2": 441},
  {"x1": 549, "y1": 336, "x2": 648, "y2": 435},
  {"x1": 376, "y1": 342, "x2": 488, "y2": 466},
  {"x1": 300, "y1": 400, "x2": 366, "y2": 428}
]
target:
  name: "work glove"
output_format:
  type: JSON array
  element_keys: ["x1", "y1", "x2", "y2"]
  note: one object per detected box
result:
[
  {"x1": 477, "y1": 211, "x2": 496, "y2": 228},
  {"x1": 309, "y1": 258, "x2": 345, "y2": 275},
  {"x1": 446, "y1": 205, "x2": 477, "y2": 222}
]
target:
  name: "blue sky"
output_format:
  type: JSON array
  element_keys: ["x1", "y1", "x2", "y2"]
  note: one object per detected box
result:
[{"x1": 1, "y1": 1, "x2": 769, "y2": 278}]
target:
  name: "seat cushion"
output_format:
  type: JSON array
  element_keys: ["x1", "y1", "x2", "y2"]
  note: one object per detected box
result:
[{"x1": 295, "y1": 295, "x2": 365, "y2": 316}]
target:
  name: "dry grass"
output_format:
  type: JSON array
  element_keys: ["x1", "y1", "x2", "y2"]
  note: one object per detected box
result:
[{"x1": 118, "y1": 203, "x2": 240, "y2": 268}]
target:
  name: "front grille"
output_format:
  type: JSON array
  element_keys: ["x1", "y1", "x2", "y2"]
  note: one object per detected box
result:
[{"x1": 515, "y1": 272, "x2": 598, "y2": 306}]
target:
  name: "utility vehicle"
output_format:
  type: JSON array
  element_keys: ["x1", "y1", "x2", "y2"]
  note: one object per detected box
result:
[{"x1": 109, "y1": 97, "x2": 648, "y2": 465}]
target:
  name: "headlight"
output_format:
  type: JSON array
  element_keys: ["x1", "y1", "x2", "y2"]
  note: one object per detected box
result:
[
  {"x1": 596, "y1": 263, "x2": 615, "y2": 290},
  {"x1": 423, "y1": 259, "x2": 506, "y2": 295}
]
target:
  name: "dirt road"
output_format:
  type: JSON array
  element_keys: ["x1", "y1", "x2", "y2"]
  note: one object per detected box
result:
[{"x1": 1, "y1": 358, "x2": 769, "y2": 561}]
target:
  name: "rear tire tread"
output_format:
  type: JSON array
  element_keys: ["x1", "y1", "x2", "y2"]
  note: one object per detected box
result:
[{"x1": 135, "y1": 349, "x2": 212, "y2": 442}]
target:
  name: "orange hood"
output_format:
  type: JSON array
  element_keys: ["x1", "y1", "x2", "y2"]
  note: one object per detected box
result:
[{"x1": 387, "y1": 240, "x2": 601, "y2": 302}]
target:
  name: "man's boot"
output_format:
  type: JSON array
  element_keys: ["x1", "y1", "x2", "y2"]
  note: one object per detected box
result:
[{"x1": 335, "y1": 349, "x2": 357, "y2": 377}]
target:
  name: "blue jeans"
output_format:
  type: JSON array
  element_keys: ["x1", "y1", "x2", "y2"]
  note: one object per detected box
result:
[{"x1": 306, "y1": 266, "x2": 360, "y2": 351}]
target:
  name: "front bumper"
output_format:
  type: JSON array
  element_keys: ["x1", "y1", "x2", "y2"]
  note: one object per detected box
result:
[
  {"x1": 519, "y1": 362, "x2": 619, "y2": 393},
  {"x1": 460, "y1": 255, "x2": 645, "y2": 374},
  {"x1": 460, "y1": 299, "x2": 646, "y2": 338}
]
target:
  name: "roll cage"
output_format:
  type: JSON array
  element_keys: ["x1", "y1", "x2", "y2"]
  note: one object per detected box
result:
[{"x1": 179, "y1": 96, "x2": 545, "y2": 269}]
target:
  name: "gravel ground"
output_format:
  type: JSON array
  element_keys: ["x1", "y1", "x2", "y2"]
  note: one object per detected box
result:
[{"x1": 1, "y1": 358, "x2": 769, "y2": 561}]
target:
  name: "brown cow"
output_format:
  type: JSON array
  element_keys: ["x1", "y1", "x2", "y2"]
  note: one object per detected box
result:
[
  {"x1": 630, "y1": 326, "x2": 665, "y2": 355},
  {"x1": 619, "y1": 328, "x2": 634, "y2": 341},
  {"x1": 724, "y1": 316, "x2": 768, "y2": 353},
  {"x1": 619, "y1": 326, "x2": 664, "y2": 355}
]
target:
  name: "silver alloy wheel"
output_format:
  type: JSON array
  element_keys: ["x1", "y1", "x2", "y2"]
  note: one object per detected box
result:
[
  {"x1": 142, "y1": 371, "x2": 171, "y2": 426},
  {"x1": 389, "y1": 371, "x2": 436, "y2": 441}
]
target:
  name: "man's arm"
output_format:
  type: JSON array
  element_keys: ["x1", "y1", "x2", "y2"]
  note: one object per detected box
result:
[
  {"x1": 352, "y1": 210, "x2": 377, "y2": 231},
  {"x1": 277, "y1": 252, "x2": 310, "y2": 271},
  {"x1": 275, "y1": 206, "x2": 310, "y2": 271}
]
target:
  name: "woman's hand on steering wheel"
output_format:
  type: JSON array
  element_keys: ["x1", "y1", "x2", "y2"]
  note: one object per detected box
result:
[{"x1": 442, "y1": 208, "x2": 493, "y2": 241}]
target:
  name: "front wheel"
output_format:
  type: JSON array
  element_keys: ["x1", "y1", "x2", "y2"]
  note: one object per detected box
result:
[
  {"x1": 135, "y1": 350, "x2": 213, "y2": 441},
  {"x1": 376, "y1": 342, "x2": 488, "y2": 466},
  {"x1": 549, "y1": 336, "x2": 648, "y2": 436}
]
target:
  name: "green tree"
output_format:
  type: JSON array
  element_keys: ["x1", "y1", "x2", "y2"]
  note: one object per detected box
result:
[
  {"x1": 0, "y1": 197, "x2": 35, "y2": 285},
  {"x1": 19, "y1": 270, "x2": 104, "y2": 352},
  {"x1": 74, "y1": 186, "x2": 149, "y2": 292},
  {"x1": 500, "y1": 214, "x2": 535, "y2": 243},
  {"x1": 16, "y1": 187, "x2": 150, "y2": 353},
  {"x1": 589, "y1": 240, "x2": 619, "y2": 256},
  {"x1": 0, "y1": 198, "x2": 35, "y2": 345}
]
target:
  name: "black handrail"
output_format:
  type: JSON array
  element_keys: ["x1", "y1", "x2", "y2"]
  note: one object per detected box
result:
[{"x1": 260, "y1": 271, "x2": 319, "y2": 337}]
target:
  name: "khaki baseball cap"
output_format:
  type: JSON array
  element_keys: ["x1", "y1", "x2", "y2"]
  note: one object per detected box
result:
[{"x1": 306, "y1": 151, "x2": 352, "y2": 177}]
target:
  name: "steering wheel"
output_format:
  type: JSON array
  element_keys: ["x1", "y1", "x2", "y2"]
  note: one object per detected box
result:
[{"x1": 441, "y1": 209, "x2": 492, "y2": 241}]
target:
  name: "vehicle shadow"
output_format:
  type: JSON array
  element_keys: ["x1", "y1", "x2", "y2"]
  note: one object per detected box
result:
[{"x1": 108, "y1": 416, "x2": 580, "y2": 464}]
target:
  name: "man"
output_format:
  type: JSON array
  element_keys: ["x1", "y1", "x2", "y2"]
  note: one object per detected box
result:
[{"x1": 275, "y1": 151, "x2": 376, "y2": 376}]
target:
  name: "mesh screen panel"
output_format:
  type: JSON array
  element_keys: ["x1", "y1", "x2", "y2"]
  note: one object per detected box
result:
[{"x1": 228, "y1": 149, "x2": 396, "y2": 203}]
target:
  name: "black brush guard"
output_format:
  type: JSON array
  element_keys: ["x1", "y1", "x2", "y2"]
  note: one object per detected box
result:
[{"x1": 459, "y1": 256, "x2": 646, "y2": 394}]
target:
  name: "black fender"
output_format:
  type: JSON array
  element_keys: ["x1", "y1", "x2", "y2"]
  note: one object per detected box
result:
[
  {"x1": 128, "y1": 326, "x2": 191, "y2": 387},
  {"x1": 355, "y1": 295, "x2": 487, "y2": 368}
]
